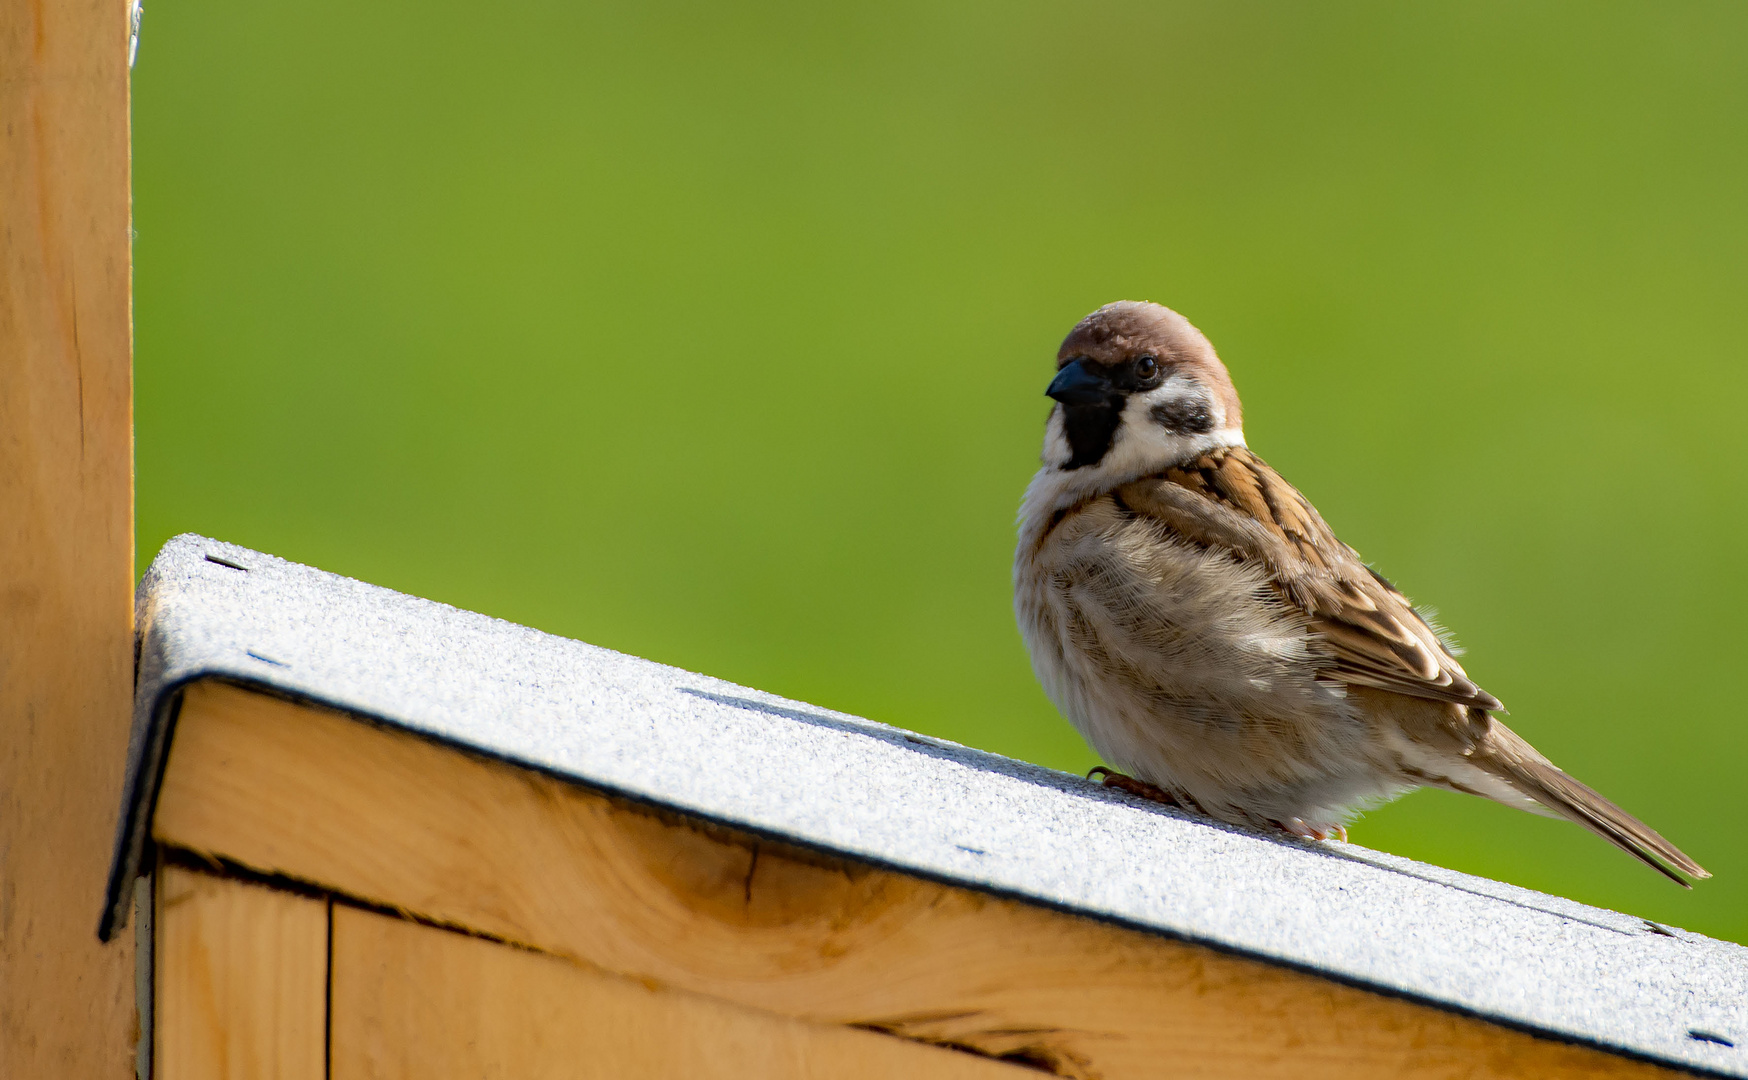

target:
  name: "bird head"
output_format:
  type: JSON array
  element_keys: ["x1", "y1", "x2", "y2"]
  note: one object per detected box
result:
[{"x1": 1043, "y1": 301, "x2": 1245, "y2": 473}]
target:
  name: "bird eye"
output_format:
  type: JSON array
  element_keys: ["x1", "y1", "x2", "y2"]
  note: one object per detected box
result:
[{"x1": 1135, "y1": 355, "x2": 1159, "y2": 381}]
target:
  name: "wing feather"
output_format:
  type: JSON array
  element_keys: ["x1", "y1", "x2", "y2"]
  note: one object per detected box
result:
[{"x1": 1115, "y1": 448, "x2": 1504, "y2": 712}]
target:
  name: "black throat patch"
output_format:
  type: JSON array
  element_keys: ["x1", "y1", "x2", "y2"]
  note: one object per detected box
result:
[{"x1": 1060, "y1": 400, "x2": 1124, "y2": 469}]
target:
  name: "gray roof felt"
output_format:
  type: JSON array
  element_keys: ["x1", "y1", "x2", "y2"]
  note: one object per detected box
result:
[{"x1": 106, "y1": 534, "x2": 1747, "y2": 1075}]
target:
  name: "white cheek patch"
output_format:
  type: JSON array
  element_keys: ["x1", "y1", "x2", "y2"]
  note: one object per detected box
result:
[
  {"x1": 1031, "y1": 374, "x2": 1246, "y2": 511},
  {"x1": 1094, "y1": 381, "x2": 1243, "y2": 476},
  {"x1": 1042, "y1": 407, "x2": 1073, "y2": 467},
  {"x1": 1135, "y1": 375, "x2": 1218, "y2": 434}
]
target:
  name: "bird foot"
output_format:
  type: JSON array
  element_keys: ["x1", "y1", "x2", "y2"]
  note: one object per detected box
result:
[
  {"x1": 1276, "y1": 817, "x2": 1347, "y2": 843},
  {"x1": 1088, "y1": 767, "x2": 1187, "y2": 809}
]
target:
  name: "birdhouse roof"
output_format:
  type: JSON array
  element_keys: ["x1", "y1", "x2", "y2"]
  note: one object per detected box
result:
[{"x1": 105, "y1": 533, "x2": 1747, "y2": 1076}]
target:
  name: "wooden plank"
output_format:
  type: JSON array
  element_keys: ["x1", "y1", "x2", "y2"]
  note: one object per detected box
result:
[
  {"x1": 156, "y1": 865, "x2": 329, "y2": 1080},
  {"x1": 331, "y1": 901, "x2": 1027, "y2": 1079},
  {"x1": 157, "y1": 680, "x2": 1678, "y2": 1080},
  {"x1": 0, "y1": 0, "x2": 136, "y2": 1075}
]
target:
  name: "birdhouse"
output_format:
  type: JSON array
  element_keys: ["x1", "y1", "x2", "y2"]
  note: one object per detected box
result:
[
  {"x1": 100, "y1": 535, "x2": 1747, "y2": 1079},
  {"x1": 10, "y1": 6, "x2": 1744, "y2": 1075}
]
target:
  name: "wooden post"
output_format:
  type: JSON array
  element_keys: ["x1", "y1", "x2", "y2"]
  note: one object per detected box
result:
[{"x1": 0, "y1": 0, "x2": 137, "y2": 1075}]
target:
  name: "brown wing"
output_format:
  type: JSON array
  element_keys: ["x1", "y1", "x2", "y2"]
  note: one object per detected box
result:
[{"x1": 1115, "y1": 447, "x2": 1504, "y2": 712}]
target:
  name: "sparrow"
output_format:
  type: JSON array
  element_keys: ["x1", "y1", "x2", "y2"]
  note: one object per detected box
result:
[{"x1": 1014, "y1": 300, "x2": 1708, "y2": 885}]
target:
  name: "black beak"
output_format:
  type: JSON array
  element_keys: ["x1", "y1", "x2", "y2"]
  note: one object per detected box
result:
[{"x1": 1046, "y1": 359, "x2": 1112, "y2": 406}]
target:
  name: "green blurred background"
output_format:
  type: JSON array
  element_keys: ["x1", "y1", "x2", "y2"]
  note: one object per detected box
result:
[{"x1": 134, "y1": 2, "x2": 1746, "y2": 941}]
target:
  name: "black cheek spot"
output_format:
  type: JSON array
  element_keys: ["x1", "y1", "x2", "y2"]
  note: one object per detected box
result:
[{"x1": 1150, "y1": 398, "x2": 1214, "y2": 434}]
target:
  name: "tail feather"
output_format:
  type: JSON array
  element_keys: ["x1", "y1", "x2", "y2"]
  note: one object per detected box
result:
[{"x1": 1476, "y1": 724, "x2": 1709, "y2": 887}]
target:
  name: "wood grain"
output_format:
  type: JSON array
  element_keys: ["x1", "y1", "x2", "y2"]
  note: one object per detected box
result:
[
  {"x1": 330, "y1": 901, "x2": 1027, "y2": 1079},
  {"x1": 156, "y1": 865, "x2": 328, "y2": 1080},
  {"x1": 0, "y1": 0, "x2": 136, "y2": 1075},
  {"x1": 156, "y1": 680, "x2": 1679, "y2": 1079}
]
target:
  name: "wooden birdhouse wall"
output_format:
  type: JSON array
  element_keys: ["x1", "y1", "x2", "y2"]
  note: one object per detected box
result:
[{"x1": 134, "y1": 678, "x2": 1698, "y2": 1079}]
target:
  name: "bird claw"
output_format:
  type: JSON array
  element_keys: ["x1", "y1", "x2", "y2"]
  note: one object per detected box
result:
[
  {"x1": 1088, "y1": 767, "x2": 1187, "y2": 809},
  {"x1": 1087, "y1": 769, "x2": 1349, "y2": 843},
  {"x1": 1276, "y1": 817, "x2": 1348, "y2": 843}
]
